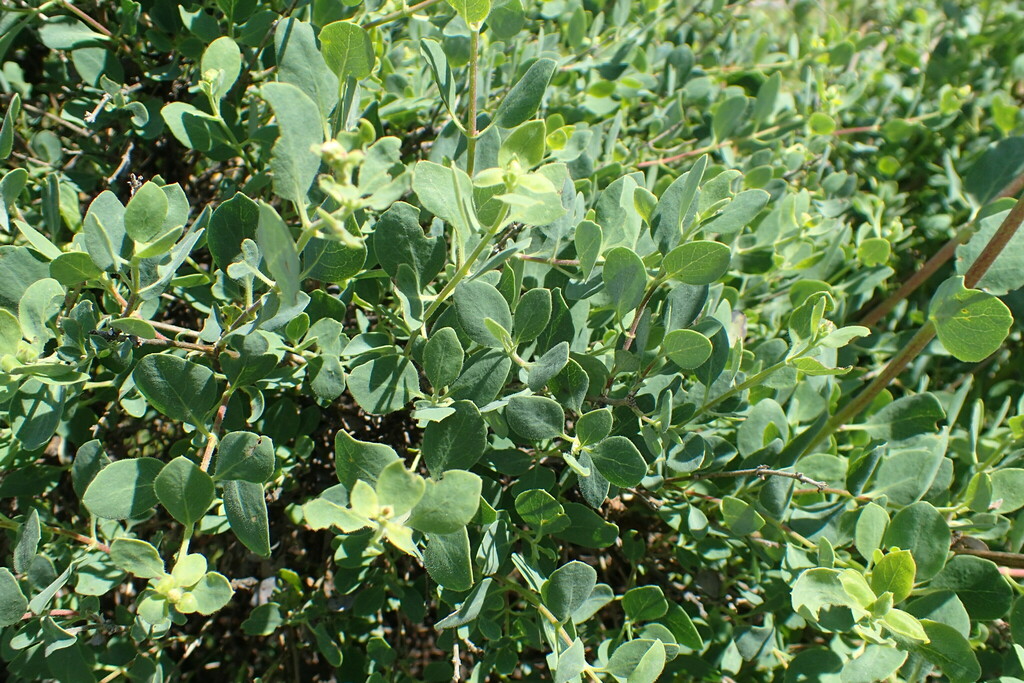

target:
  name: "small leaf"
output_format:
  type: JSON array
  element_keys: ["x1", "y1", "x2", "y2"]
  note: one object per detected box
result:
[
  {"x1": 929, "y1": 275, "x2": 1013, "y2": 362},
  {"x1": 49, "y1": 251, "x2": 101, "y2": 286},
  {"x1": 603, "y1": 247, "x2": 647, "y2": 320},
  {"x1": 375, "y1": 460, "x2": 426, "y2": 517},
  {"x1": 663, "y1": 240, "x2": 731, "y2": 284},
  {"x1": 870, "y1": 549, "x2": 915, "y2": 604},
  {"x1": 542, "y1": 560, "x2": 597, "y2": 622},
  {"x1": 154, "y1": 456, "x2": 215, "y2": 526},
  {"x1": 215, "y1": 432, "x2": 275, "y2": 483},
  {"x1": 493, "y1": 58, "x2": 557, "y2": 128},
  {"x1": 261, "y1": 82, "x2": 324, "y2": 204},
  {"x1": 499, "y1": 120, "x2": 546, "y2": 168},
  {"x1": 319, "y1": 21, "x2": 374, "y2": 81},
  {"x1": 133, "y1": 354, "x2": 219, "y2": 426},
  {"x1": 422, "y1": 400, "x2": 487, "y2": 476},
  {"x1": 455, "y1": 279, "x2": 513, "y2": 348},
  {"x1": 622, "y1": 585, "x2": 669, "y2": 622},
  {"x1": 514, "y1": 287, "x2": 552, "y2": 344},
  {"x1": 188, "y1": 572, "x2": 234, "y2": 615},
  {"x1": 82, "y1": 457, "x2": 164, "y2": 519},
  {"x1": 446, "y1": 0, "x2": 491, "y2": 24},
  {"x1": 424, "y1": 528, "x2": 473, "y2": 591},
  {"x1": 424, "y1": 326, "x2": 464, "y2": 389},
  {"x1": 506, "y1": 395, "x2": 564, "y2": 441},
  {"x1": 256, "y1": 202, "x2": 302, "y2": 306},
  {"x1": 0, "y1": 568, "x2": 28, "y2": 627},
  {"x1": 407, "y1": 470, "x2": 482, "y2": 534},
  {"x1": 124, "y1": 181, "x2": 169, "y2": 244},
  {"x1": 721, "y1": 496, "x2": 765, "y2": 535},
  {"x1": 201, "y1": 36, "x2": 242, "y2": 101},
  {"x1": 662, "y1": 329, "x2": 712, "y2": 369},
  {"x1": 588, "y1": 436, "x2": 647, "y2": 487},
  {"x1": 223, "y1": 479, "x2": 271, "y2": 557},
  {"x1": 109, "y1": 538, "x2": 165, "y2": 579},
  {"x1": 576, "y1": 409, "x2": 612, "y2": 446},
  {"x1": 335, "y1": 431, "x2": 399, "y2": 490}
]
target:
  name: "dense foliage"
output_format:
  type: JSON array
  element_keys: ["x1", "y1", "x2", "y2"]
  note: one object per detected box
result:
[{"x1": 4, "y1": 0, "x2": 1024, "y2": 680}]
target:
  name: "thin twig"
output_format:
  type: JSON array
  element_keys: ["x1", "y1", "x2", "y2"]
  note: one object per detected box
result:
[
  {"x1": 953, "y1": 547, "x2": 1024, "y2": 569},
  {"x1": 105, "y1": 141, "x2": 134, "y2": 186},
  {"x1": 200, "y1": 388, "x2": 233, "y2": 472},
  {"x1": 691, "y1": 464, "x2": 827, "y2": 490},
  {"x1": 363, "y1": 0, "x2": 445, "y2": 29}
]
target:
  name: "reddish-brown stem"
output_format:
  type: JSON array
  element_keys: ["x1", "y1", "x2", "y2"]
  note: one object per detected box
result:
[
  {"x1": 60, "y1": 1, "x2": 112, "y2": 37},
  {"x1": 622, "y1": 284, "x2": 659, "y2": 351},
  {"x1": 21, "y1": 608, "x2": 79, "y2": 621},
  {"x1": 860, "y1": 231, "x2": 967, "y2": 326},
  {"x1": 200, "y1": 388, "x2": 232, "y2": 472},
  {"x1": 953, "y1": 547, "x2": 1024, "y2": 569}
]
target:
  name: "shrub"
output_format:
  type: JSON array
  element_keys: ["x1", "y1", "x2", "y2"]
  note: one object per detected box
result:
[{"x1": 3, "y1": 0, "x2": 1024, "y2": 680}]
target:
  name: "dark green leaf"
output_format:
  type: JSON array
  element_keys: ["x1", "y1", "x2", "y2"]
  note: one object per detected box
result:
[
  {"x1": 154, "y1": 456, "x2": 215, "y2": 526},
  {"x1": 542, "y1": 560, "x2": 597, "y2": 622},
  {"x1": 133, "y1": 354, "x2": 219, "y2": 426},
  {"x1": 588, "y1": 436, "x2": 647, "y2": 487},
  {"x1": 506, "y1": 395, "x2": 564, "y2": 441},
  {"x1": 223, "y1": 479, "x2": 271, "y2": 557},
  {"x1": 493, "y1": 58, "x2": 556, "y2": 128},
  {"x1": 422, "y1": 400, "x2": 486, "y2": 476},
  {"x1": 82, "y1": 457, "x2": 164, "y2": 520}
]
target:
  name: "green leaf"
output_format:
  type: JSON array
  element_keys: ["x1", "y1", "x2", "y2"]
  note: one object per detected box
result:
[
  {"x1": 882, "y1": 502, "x2": 950, "y2": 581},
  {"x1": 542, "y1": 560, "x2": 597, "y2": 622},
  {"x1": 576, "y1": 409, "x2": 612, "y2": 447},
  {"x1": 201, "y1": 36, "x2": 242, "y2": 101},
  {"x1": 334, "y1": 431, "x2": 399, "y2": 490},
  {"x1": 930, "y1": 555, "x2": 1011, "y2": 620},
  {"x1": 242, "y1": 602, "x2": 284, "y2": 636},
  {"x1": 650, "y1": 155, "x2": 707, "y2": 253},
  {"x1": 528, "y1": 341, "x2": 569, "y2": 391},
  {"x1": 515, "y1": 489, "x2": 570, "y2": 534},
  {"x1": 375, "y1": 460, "x2": 425, "y2": 517},
  {"x1": 928, "y1": 275, "x2": 1013, "y2": 362},
  {"x1": 422, "y1": 400, "x2": 486, "y2": 476},
  {"x1": 603, "y1": 247, "x2": 647, "y2": 320},
  {"x1": 554, "y1": 639, "x2": 587, "y2": 683},
  {"x1": 863, "y1": 393, "x2": 944, "y2": 441},
  {"x1": 703, "y1": 189, "x2": 769, "y2": 236},
  {"x1": 854, "y1": 502, "x2": 889, "y2": 562},
  {"x1": 424, "y1": 326, "x2": 464, "y2": 389},
  {"x1": 256, "y1": 202, "x2": 302, "y2": 307},
  {"x1": 82, "y1": 457, "x2": 164, "y2": 520},
  {"x1": 0, "y1": 567, "x2": 28, "y2": 627},
  {"x1": 109, "y1": 538, "x2": 165, "y2": 579},
  {"x1": 188, "y1": 572, "x2": 234, "y2": 615},
  {"x1": 411, "y1": 161, "x2": 476, "y2": 246},
  {"x1": 154, "y1": 456, "x2": 215, "y2": 526},
  {"x1": 663, "y1": 240, "x2": 731, "y2": 284},
  {"x1": 420, "y1": 39, "x2": 456, "y2": 114},
  {"x1": 493, "y1": 58, "x2": 557, "y2": 128},
  {"x1": 514, "y1": 287, "x2": 552, "y2": 344},
  {"x1": 10, "y1": 380, "x2": 64, "y2": 451},
  {"x1": 261, "y1": 82, "x2": 324, "y2": 203},
  {"x1": 903, "y1": 620, "x2": 981, "y2": 683},
  {"x1": 18, "y1": 277, "x2": 64, "y2": 348},
  {"x1": 275, "y1": 18, "x2": 338, "y2": 118},
  {"x1": 436, "y1": 578, "x2": 492, "y2": 629},
  {"x1": 575, "y1": 220, "x2": 602, "y2": 278},
  {"x1": 499, "y1": 120, "x2": 546, "y2": 168},
  {"x1": 0, "y1": 93, "x2": 20, "y2": 160},
  {"x1": 319, "y1": 21, "x2": 374, "y2": 81},
  {"x1": 407, "y1": 470, "x2": 482, "y2": 534},
  {"x1": 133, "y1": 354, "x2": 219, "y2": 426},
  {"x1": 124, "y1": 181, "x2": 169, "y2": 244},
  {"x1": 424, "y1": 528, "x2": 473, "y2": 591},
  {"x1": 588, "y1": 436, "x2": 647, "y2": 487},
  {"x1": 712, "y1": 95, "x2": 748, "y2": 141},
  {"x1": 870, "y1": 549, "x2": 915, "y2": 604},
  {"x1": 223, "y1": 479, "x2": 271, "y2": 557},
  {"x1": 49, "y1": 251, "x2": 101, "y2": 286},
  {"x1": 626, "y1": 640, "x2": 666, "y2": 683},
  {"x1": 791, "y1": 567, "x2": 867, "y2": 623},
  {"x1": 662, "y1": 329, "x2": 712, "y2": 369},
  {"x1": 446, "y1": 0, "x2": 491, "y2": 24},
  {"x1": 373, "y1": 201, "x2": 445, "y2": 283},
  {"x1": 455, "y1": 279, "x2": 513, "y2": 348},
  {"x1": 721, "y1": 496, "x2": 766, "y2": 535},
  {"x1": 347, "y1": 353, "x2": 419, "y2": 414},
  {"x1": 622, "y1": 585, "x2": 669, "y2": 622},
  {"x1": 13, "y1": 509, "x2": 40, "y2": 574},
  {"x1": 662, "y1": 603, "x2": 703, "y2": 649},
  {"x1": 552, "y1": 502, "x2": 618, "y2": 548},
  {"x1": 506, "y1": 395, "x2": 564, "y2": 441},
  {"x1": 214, "y1": 431, "x2": 275, "y2": 483},
  {"x1": 208, "y1": 192, "x2": 259, "y2": 270},
  {"x1": 840, "y1": 645, "x2": 907, "y2": 683},
  {"x1": 990, "y1": 468, "x2": 1024, "y2": 513}
]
